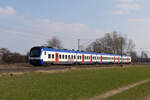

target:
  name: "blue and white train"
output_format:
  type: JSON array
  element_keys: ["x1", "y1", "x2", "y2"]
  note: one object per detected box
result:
[{"x1": 28, "y1": 46, "x2": 131, "y2": 66}]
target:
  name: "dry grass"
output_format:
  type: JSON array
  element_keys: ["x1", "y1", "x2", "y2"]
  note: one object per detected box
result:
[{"x1": 0, "y1": 63, "x2": 32, "y2": 69}]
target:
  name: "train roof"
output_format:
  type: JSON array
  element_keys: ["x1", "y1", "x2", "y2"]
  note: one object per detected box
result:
[{"x1": 33, "y1": 46, "x2": 131, "y2": 57}]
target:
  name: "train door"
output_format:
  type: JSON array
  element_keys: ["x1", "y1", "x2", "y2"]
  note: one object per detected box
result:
[
  {"x1": 90, "y1": 55, "x2": 93, "y2": 64},
  {"x1": 114, "y1": 56, "x2": 115, "y2": 64},
  {"x1": 42, "y1": 51, "x2": 47, "y2": 61},
  {"x1": 55, "y1": 52, "x2": 59, "y2": 64},
  {"x1": 127, "y1": 57, "x2": 129, "y2": 63},
  {"x1": 118, "y1": 56, "x2": 120, "y2": 63},
  {"x1": 82, "y1": 54, "x2": 84, "y2": 64},
  {"x1": 101, "y1": 56, "x2": 103, "y2": 64}
]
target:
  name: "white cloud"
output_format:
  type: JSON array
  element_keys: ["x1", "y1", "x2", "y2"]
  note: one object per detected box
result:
[
  {"x1": 22, "y1": 18, "x2": 104, "y2": 37},
  {"x1": 113, "y1": 0, "x2": 140, "y2": 15},
  {"x1": 0, "y1": 6, "x2": 16, "y2": 15},
  {"x1": 28, "y1": 18, "x2": 104, "y2": 49},
  {"x1": 0, "y1": 16, "x2": 105, "y2": 52},
  {"x1": 118, "y1": 0, "x2": 137, "y2": 3},
  {"x1": 112, "y1": 10, "x2": 129, "y2": 15},
  {"x1": 128, "y1": 18, "x2": 150, "y2": 23},
  {"x1": 117, "y1": 3, "x2": 140, "y2": 10}
]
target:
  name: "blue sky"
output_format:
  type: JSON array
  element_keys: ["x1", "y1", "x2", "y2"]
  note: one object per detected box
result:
[{"x1": 0, "y1": 0, "x2": 150, "y2": 54}]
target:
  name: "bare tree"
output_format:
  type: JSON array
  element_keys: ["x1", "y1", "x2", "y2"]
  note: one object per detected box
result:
[
  {"x1": 2, "y1": 52, "x2": 27, "y2": 64},
  {"x1": 86, "y1": 31, "x2": 135, "y2": 55},
  {"x1": 0, "y1": 48, "x2": 10, "y2": 64},
  {"x1": 129, "y1": 51, "x2": 137, "y2": 63},
  {"x1": 0, "y1": 48, "x2": 10, "y2": 55},
  {"x1": 47, "y1": 37, "x2": 63, "y2": 49},
  {"x1": 141, "y1": 51, "x2": 148, "y2": 62},
  {"x1": 0, "y1": 48, "x2": 27, "y2": 64},
  {"x1": 142, "y1": 51, "x2": 148, "y2": 59},
  {"x1": 126, "y1": 40, "x2": 135, "y2": 54}
]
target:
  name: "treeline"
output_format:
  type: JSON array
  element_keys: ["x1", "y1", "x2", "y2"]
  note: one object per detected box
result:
[
  {"x1": 0, "y1": 48, "x2": 27, "y2": 64},
  {"x1": 47, "y1": 31, "x2": 149, "y2": 63},
  {"x1": 0, "y1": 31, "x2": 149, "y2": 64}
]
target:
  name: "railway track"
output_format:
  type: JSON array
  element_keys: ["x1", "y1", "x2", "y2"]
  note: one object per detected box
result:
[{"x1": 0, "y1": 63, "x2": 148, "y2": 74}]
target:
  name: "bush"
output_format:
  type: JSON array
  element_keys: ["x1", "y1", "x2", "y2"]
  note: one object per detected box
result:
[{"x1": 1, "y1": 52, "x2": 27, "y2": 64}]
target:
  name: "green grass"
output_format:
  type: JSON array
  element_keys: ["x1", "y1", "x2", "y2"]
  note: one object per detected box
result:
[
  {"x1": 0, "y1": 66, "x2": 150, "y2": 100},
  {"x1": 107, "y1": 81, "x2": 150, "y2": 100}
]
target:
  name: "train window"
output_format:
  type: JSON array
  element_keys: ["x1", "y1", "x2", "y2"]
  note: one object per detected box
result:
[
  {"x1": 85, "y1": 56, "x2": 86, "y2": 60},
  {"x1": 62, "y1": 55, "x2": 64, "y2": 59},
  {"x1": 68, "y1": 55, "x2": 70, "y2": 59},
  {"x1": 74, "y1": 55, "x2": 76, "y2": 59},
  {"x1": 52, "y1": 54, "x2": 54, "y2": 59},
  {"x1": 102, "y1": 57, "x2": 105, "y2": 60},
  {"x1": 65, "y1": 55, "x2": 67, "y2": 59},
  {"x1": 93, "y1": 57, "x2": 94, "y2": 60},
  {"x1": 80, "y1": 56, "x2": 82, "y2": 59},
  {"x1": 59, "y1": 55, "x2": 61, "y2": 59},
  {"x1": 48, "y1": 54, "x2": 51, "y2": 58},
  {"x1": 71, "y1": 55, "x2": 73, "y2": 59},
  {"x1": 78, "y1": 56, "x2": 79, "y2": 59},
  {"x1": 44, "y1": 51, "x2": 46, "y2": 55}
]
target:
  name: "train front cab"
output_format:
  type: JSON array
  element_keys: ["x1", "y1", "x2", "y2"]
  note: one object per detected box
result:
[{"x1": 29, "y1": 47, "x2": 43, "y2": 66}]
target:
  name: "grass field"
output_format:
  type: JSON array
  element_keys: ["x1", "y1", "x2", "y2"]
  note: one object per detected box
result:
[
  {"x1": 0, "y1": 65, "x2": 150, "y2": 100},
  {"x1": 107, "y1": 81, "x2": 150, "y2": 100}
]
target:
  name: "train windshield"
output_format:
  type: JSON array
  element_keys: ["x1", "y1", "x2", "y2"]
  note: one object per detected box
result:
[{"x1": 30, "y1": 47, "x2": 41, "y2": 57}]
